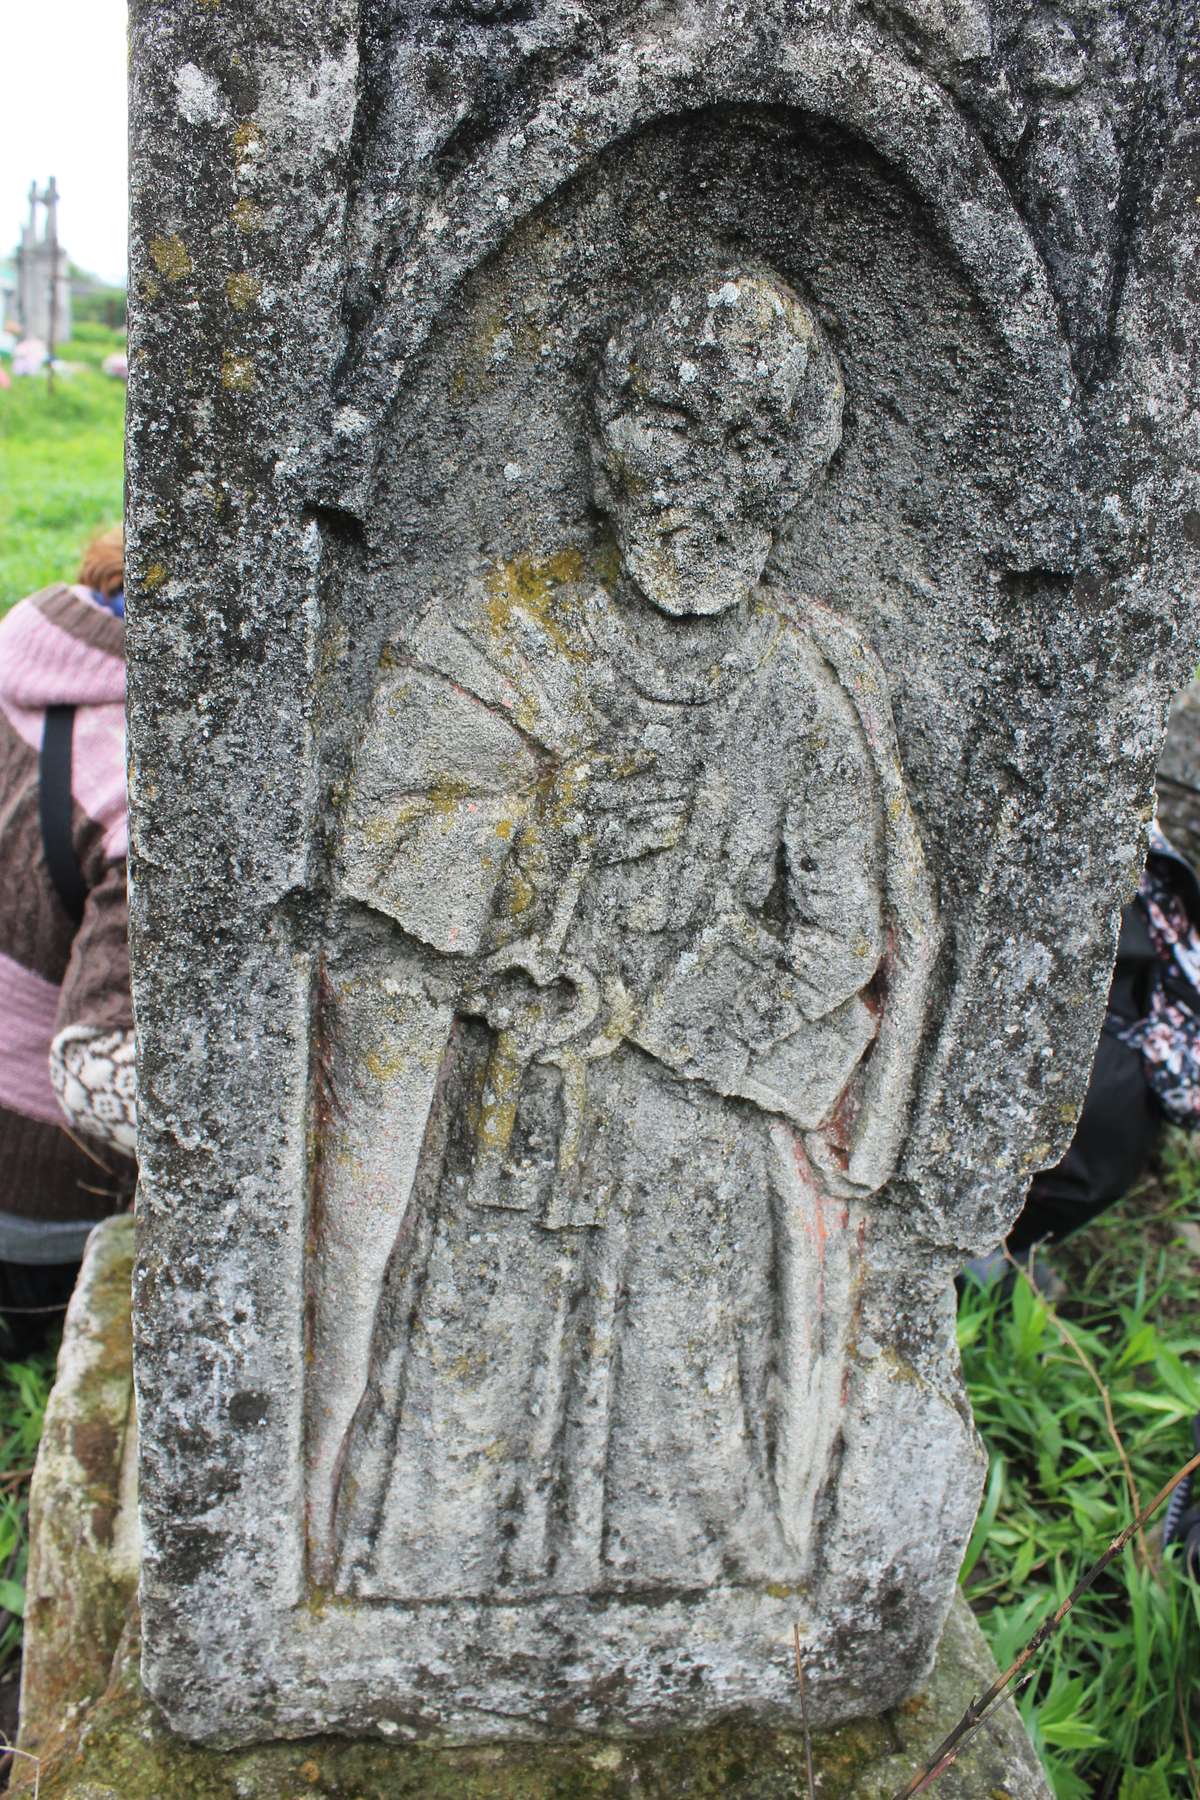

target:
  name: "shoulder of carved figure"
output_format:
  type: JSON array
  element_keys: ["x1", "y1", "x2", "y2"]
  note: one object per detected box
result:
[
  {"x1": 404, "y1": 584, "x2": 524, "y2": 709},
  {"x1": 777, "y1": 593, "x2": 917, "y2": 798},
  {"x1": 445, "y1": 558, "x2": 595, "y2": 664},
  {"x1": 438, "y1": 567, "x2": 597, "y2": 751},
  {"x1": 755, "y1": 595, "x2": 879, "y2": 740},
  {"x1": 775, "y1": 592, "x2": 889, "y2": 692},
  {"x1": 365, "y1": 582, "x2": 573, "y2": 755},
  {"x1": 771, "y1": 593, "x2": 938, "y2": 919}
]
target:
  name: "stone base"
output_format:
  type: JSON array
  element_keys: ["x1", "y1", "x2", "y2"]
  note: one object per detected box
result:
[
  {"x1": 15, "y1": 1219, "x2": 1050, "y2": 1799},
  {"x1": 17, "y1": 1596, "x2": 1052, "y2": 1800}
]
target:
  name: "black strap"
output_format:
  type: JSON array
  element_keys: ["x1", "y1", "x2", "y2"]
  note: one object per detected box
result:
[{"x1": 39, "y1": 705, "x2": 86, "y2": 926}]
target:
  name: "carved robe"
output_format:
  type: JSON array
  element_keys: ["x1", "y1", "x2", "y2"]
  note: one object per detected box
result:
[{"x1": 324, "y1": 580, "x2": 935, "y2": 1600}]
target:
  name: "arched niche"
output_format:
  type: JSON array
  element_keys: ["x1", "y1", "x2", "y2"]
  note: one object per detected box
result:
[
  {"x1": 326, "y1": 100, "x2": 1076, "y2": 897},
  {"x1": 323, "y1": 25, "x2": 1077, "y2": 547}
]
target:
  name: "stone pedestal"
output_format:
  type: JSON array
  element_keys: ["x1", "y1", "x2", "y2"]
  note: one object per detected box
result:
[
  {"x1": 17, "y1": 1216, "x2": 137, "y2": 1764},
  {"x1": 17, "y1": 1219, "x2": 1049, "y2": 1796}
]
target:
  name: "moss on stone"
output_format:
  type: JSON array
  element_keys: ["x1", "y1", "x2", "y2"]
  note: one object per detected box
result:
[{"x1": 18, "y1": 1218, "x2": 138, "y2": 1767}]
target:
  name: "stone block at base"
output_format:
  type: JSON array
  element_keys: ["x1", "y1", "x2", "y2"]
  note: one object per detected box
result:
[
  {"x1": 16, "y1": 1219, "x2": 1049, "y2": 1799},
  {"x1": 20, "y1": 1597, "x2": 1051, "y2": 1800}
]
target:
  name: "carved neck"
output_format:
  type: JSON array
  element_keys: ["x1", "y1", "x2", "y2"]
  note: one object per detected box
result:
[{"x1": 587, "y1": 578, "x2": 778, "y2": 703}]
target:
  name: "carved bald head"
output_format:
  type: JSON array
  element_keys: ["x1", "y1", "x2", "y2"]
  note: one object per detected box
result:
[{"x1": 592, "y1": 271, "x2": 843, "y2": 617}]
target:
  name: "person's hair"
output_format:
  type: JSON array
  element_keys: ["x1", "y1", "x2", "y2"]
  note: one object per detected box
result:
[{"x1": 77, "y1": 526, "x2": 124, "y2": 598}]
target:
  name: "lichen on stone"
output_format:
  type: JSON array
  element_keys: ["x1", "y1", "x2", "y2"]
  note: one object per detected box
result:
[{"x1": 148, "y1": 234, "x2": 192, "y2": 282}]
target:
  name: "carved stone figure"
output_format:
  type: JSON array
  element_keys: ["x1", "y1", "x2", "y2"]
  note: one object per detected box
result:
[
  {"x1": 317, "y1": 271, "x2": 937, "y2": 1603},
  {"x1": 128, "y1": 0, "x2": 1200, "y2": 1752}
]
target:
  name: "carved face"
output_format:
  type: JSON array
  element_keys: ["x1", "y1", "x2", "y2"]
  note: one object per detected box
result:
[{"x1": 593, "y1": 274, "x2": 843, "y2": 617}]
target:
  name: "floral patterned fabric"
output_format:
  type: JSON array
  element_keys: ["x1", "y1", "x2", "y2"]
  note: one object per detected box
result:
[
  {"x1": 1118, "y1": 825, "x2": 1200, "y2": 1126},
  {"x1": 49, "y1": 1025, "x2": 137, "y2": 1157}
]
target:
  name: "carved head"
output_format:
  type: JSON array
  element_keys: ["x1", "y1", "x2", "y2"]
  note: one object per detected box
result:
[{"x1": 592, "y1": 270, "x2": 843, "y2": 617}]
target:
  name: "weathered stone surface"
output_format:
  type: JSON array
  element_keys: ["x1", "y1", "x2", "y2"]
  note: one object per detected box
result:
[
  {"x1": 127, "y1": 0, "x2": 1200, "y2": 1751},
  {"x1": 17, "y1": 1216, "x2": 137, "y2": 1767},
  {"x1": 21, "y1": 1596, "x2": 1052, "y2": 1798},
  {"x1": 17, "y1": 1237, "x2": 1050, "y2": 1797}
]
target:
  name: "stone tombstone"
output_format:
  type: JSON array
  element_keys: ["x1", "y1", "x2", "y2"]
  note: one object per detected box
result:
[
  {"x1": 18, "y1": 178, "x2": 72, "y2": 345},
  {"x1": 127, "y1": 0, "x2": 1199, "y2": 1751}
]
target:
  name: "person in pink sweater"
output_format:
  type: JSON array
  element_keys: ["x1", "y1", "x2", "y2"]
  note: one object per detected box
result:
[{"x1": 0, "y1": 528, "x2": 135, "y2": 1350}]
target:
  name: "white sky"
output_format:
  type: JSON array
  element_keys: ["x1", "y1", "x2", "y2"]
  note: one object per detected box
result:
[{"x1": 1, "y1": 0, "x2": 128, "y2": 286}]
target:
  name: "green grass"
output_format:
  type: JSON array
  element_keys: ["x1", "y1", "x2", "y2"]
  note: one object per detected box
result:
[
  {"x1": 0, "y1": 325, "x2": 126, "y2": 613},
  {"x1": 960, "y1": 1137, "x2": 1200, "y2": 1798},
  {"x1": 0, "y1": 1348, "x2": 56, "y2": 1672}
]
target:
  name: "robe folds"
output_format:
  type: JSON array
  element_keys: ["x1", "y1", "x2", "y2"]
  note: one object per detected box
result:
[{"x1": 317, "y1": 582, "x2": 936, "y2": 1600}]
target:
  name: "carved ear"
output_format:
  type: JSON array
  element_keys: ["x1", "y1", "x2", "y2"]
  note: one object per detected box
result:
[
  {"x1": 777, "y1": 347, "x2": 844, "y2": 507},
  {"x1": 588, "y1": 415, "x2": 619, "y2": 515},
  {"x1": 591, "y1": 455, "x2": 615, "y2": 515}
]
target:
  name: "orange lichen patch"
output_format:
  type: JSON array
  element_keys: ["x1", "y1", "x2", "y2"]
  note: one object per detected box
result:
[
  {"x1": 232, "y1": 119, "x2": 262, "y2": 163},
  {"x1": 1020, "y1": 1138, "x2": 1054, "y2": 1172},
  {"x1": 231, "y1": 197, "x2": 265, "y2": 233},
  {"x1": 478, "y1": 1039, "x2": 522, "y2": 1149},
  {"x1": 428, "y1": 778, "x2": 472, "y2": 817},
  {"x1": 363, "y1": 1045, "x2": 408, "y2": 1082}
]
